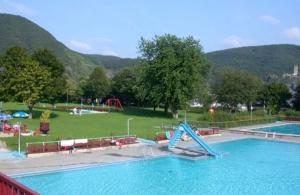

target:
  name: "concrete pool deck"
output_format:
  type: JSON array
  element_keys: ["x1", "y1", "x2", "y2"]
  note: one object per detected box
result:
[
  {"x1": 224, "y1": 122, "x2": 300, "y2": 142},
  {"x1": 1, "y1": 130, "x2": 299, "y2": 176}
]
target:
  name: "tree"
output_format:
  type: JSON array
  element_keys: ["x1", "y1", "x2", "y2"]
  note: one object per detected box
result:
[
  {"x1": 0, "y1": 46, "x2": 30, "y2": 102},
  {"x1": 14, "y1": 61, "x2": 51, "y2": 119},
  {"x1": 293, "y1": 84, "x2": 300, "y2": 111},
  {"x1": 65, "y1": 78, "x2": 82, "y2": 102},
  {"x1": 82, "y1": 67, "x2": 110, "y2": 99},
  {"x1": 32, "y1": 49, "x2": 66, "y2": 105},
  {"x1": 0, "y1": 47, "x2": 51, "y2": 119},
  {"x1": 138, "y1": 34, "x2": 210, "y2": 118},
  {"x1": 263, "y1": 82, "x2": 291, "y2": 114},
  {"x1": 213, "y1": 67, "x2": 263, "y2": 112},
  {"x1": 111, "y1": 67, "x2": 140, "y2": 106}
]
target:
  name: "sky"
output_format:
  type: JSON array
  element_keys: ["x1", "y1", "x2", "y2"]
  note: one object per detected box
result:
[{"x1": 0, "y1": 0, "x2": 300, "y2": 58}]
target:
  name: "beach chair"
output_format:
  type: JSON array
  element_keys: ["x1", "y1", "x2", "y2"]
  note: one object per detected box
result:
[
  {"x1": 45, "y1": 143, "x2": 60, "y2": 152},
  {"x1": 88, "y1": 139, "x2": 101, "y2": 148},
  {"x1": 74, "y1": 139, "x2": 88, "y2": 149},
  {"x1": 60, "y1": 140, "x2": 74, "y2": 151},
  {"x1": 26, "y1": 144, "x2": 44, "y2": 154}
]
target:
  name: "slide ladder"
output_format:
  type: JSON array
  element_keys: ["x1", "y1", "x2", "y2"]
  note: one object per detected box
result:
[
  {"x1": 168, "y1": 123, "x2": 219, "y2": 157},
  {"x1": 168, "y1": 129, "x2": 184, "y2": 149}
]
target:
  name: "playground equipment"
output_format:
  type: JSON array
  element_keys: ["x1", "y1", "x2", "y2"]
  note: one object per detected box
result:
[
  {"x1": 168, "y1": 123, "x2": 219, "y2": 157},
  {"x1": 106, "y1": 98, "x2": 123, "y2": 111}
]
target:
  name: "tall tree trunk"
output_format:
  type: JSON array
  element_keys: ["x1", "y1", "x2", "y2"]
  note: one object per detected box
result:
[
  {"x1": 28, "y1": 104, "x2": 33, "y2": 119},
  {"x1": 171, "y1": 108, "x2": 178, "y2": 119},
  {"x1": 164, "y1": 103, "x2": 168, "y2": 114}
]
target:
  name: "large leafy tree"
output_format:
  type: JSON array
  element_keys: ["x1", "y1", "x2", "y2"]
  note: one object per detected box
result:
[
  {"x1": 138, "y1": 34, "x2": 210, "y2": 118},
  {"x1": 111, "y1": 67, "x2": 140, "y2": 106},
  {"x1": 32, "y1": 49, "x2": 66, "y2": 105},
  {"x1": 293, "y1": 84, "x2": 300, "y2": 110},
  {"x1": 263, "y1": 82, "x2": 291, "y2": 114},
  {"x1": 213, "y1": 67, "x2": 263, "y2": 111},
  {"x1": 82, "y1": 67, "x2": 110, "y2": 99},
  {"x1": 14, "y1": 61, "x2": 51, "y2": 119},
  {"x1": 0, "y1": 47, "x2": 51, "y2": 118},
  {"x1": 0, "y1": 46, "x2": 30, "y2": 102}
]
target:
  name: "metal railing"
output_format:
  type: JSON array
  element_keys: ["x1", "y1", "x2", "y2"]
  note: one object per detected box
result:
[
  {"x1": 26, "y1": 135, "x2": 137, "y2": 154},
  {"x1": 0, "y1": 172, "x2": 40, "y2": 195},
  {"x1": 189, "y1": 117, "x2": 278, "y2": 129}
]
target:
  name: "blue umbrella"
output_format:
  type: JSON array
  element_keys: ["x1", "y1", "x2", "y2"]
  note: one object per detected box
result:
[
  {"x1": 0, "y1": 112, "x2": 12, "y2": 121},
  {"x1": 13, "y1": 111, "x2": 29, "y2": 118}
]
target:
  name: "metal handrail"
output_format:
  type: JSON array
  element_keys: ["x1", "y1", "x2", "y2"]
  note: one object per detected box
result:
[
  {"x1": 0, "y1": 172, "x2": 40, "y2": 195},
  {"x1": 26, "y1": 135, "x2": 137, "y2": 147}
]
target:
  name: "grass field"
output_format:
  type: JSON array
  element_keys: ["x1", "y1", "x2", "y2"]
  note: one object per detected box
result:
[
  {"x1": 0, "y1": 102, "x2": 195, "y2": 150},
  {"x1": 0, "y1": 102, "x2": 276, "y2": 151}
]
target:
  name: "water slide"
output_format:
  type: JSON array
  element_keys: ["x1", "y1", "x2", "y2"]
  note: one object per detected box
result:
[{"x1": 168, "y1": 123, "x2": 219, "y2": 157}]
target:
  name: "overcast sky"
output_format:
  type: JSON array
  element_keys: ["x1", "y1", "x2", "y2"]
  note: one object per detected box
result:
[{"x1": 1, "y1": 0, "x2": 300, "y2": 57}]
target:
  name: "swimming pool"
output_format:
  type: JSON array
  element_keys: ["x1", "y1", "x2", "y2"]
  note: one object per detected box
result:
[
  {"x1": 15, "y1": 139, "x2": 300, "y2": 194},
  {"x1": 254, "y1": 124, "x2": 300, "y2": 135},
  {"x1": 0, "y1": 151, "x2": 26, "y2": 159}
]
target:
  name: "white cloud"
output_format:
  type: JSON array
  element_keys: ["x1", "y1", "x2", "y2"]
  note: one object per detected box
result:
[
  {"x1": 101, "y1": 49, "x2": 118, "y2": 56},
  {"x1": 259, "y1": 15, "x2": 279, "y2": 25},
  {"x1": 284, "y1": 27, "x2": 300, "y2": 40},
  {"x1": 90, "y1": 37, "x2": 113, "y2": 43},
  {"x1": 222, "y1": 35, "x2": 245, "y2": 48},
  {"x1": 0, "y1": 0, "x2": 35, "y2": 16},
  {"x1": 68, "y1": 40, "x2": 92, "y2": 51}
]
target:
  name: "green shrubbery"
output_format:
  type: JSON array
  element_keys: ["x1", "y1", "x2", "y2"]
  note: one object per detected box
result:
[
  {"x1": 196, "y1": 109, "x2": 274, "y2": 128},
  {"x1": 198, "y1": 110, "x2": 236, "y2": 122},
  {"x1": 283, "y1": 109, "x2": 300, "y2": 117}
]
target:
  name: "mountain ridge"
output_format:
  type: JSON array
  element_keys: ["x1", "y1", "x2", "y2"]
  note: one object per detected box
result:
[
  {"x1": 0, "y1": 13, "x2": 137, "y2": 80},
  {"x1": 206, "y1": 44, "x2": 300, "y2": 80},
  {"x1": 1, "y1": 13, "x2": 300, "y2": 81}
]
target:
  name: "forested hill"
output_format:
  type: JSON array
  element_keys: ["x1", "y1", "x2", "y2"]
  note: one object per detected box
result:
[
  {"x1": 206, "y1": 44, "x2": 300, "y2": 80},
  {"x1": 0, "y1": 13, "x2": 137, "y2": 80},
  {"x1": 1, "y1": 13, "x2": 300, "y2": 81}
]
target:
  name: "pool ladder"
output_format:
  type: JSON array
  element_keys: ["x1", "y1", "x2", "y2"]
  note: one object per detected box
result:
[
  {"x1": 142, "y1": 145, "x2": 154, "y2": 158},
  {"x1": 265, "y1": 132, "x2": 276, "y2": 139}
]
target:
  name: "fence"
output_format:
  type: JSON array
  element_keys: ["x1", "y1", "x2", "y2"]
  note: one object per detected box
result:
[
  {"x1": 0, "y1": 172, "x2": 39, "y2": 195},
  {"x1": 154, "y1": 117, "x2": 278, "y2": 132},
  {"x1": 189, "y1": 117, "x2": 278, "y2": 129},
  {"x1": 26, "y1": 135, "x2": 137, "y2": 154}
]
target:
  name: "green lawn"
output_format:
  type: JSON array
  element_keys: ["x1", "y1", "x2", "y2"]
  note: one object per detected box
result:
[
  {"x1": 0, "y1": 102, "x2": 276, "y2": 151},
  {"x1": 0, "y1": 102, "x2": 197, "y2": 150}
]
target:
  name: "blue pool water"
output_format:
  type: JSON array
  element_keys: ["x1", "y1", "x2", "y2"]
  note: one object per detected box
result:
[
  {"x1": 16, "y1": 139, "x2": 300, "y2": 194},
  {"x1": 255, "y1": 124, "x2": 300, "y2": 135},
  {"x1": 0, "y1": 151, "x2": 26, "y2": 159}
]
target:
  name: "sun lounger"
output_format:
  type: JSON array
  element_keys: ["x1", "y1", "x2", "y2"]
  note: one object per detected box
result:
[
  {"x1": 88, "y1": 140, "x2": 101, "y2": 148},
  {"x1": 126, "y1": 136, "x2": 137, "y2": 144},
  {"x1": 102, "y1": 139, "x2": 112, "y2": 146},
  {"x1": 45, "y1": 143, "x2": 60, "y2": 152},
  {"x1": 27, "y1": 144, "x2": 44, "y2": 154},
  {"x1": 117, "y1": 138, "x2": 126, "y2": 145},
  {"x1": 74, "y1": 139, "x2": 88, "y2": 148},
  {"x1": 60, "y1": 140, "x2": 74, "y2": 150}
]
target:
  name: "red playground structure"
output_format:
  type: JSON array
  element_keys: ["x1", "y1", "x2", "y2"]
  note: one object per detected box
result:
[{"x1": 106, "y1": 98, "x2": 123, "y2": 111}]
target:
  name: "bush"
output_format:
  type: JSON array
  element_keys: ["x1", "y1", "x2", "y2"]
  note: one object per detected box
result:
[
  {"x1": 252, "y1": 110, "x2": 266, "y2": 117},
  {"x1": 284, "y1": 109, "x2": 300, "y2": 117},
  {"x1": 198, "y1": 111, "x2": 236, "y2": 122}
]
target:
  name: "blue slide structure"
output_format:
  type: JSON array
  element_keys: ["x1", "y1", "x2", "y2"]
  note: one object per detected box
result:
[{"x1": 168, "y1": 123, "x2": 219, "y2": 157}]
